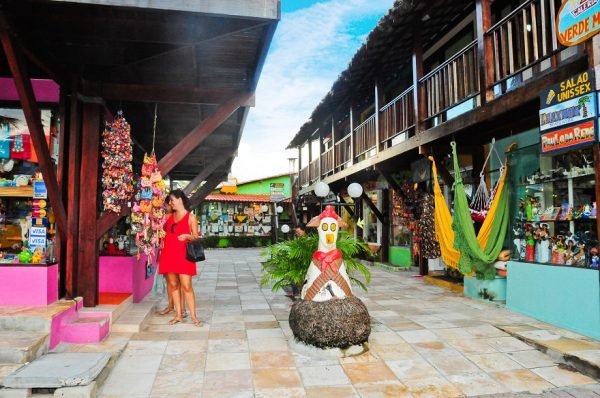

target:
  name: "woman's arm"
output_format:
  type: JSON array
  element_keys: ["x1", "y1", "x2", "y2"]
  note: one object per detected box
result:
[{"x1": 188, "y1": 213, "x2": 199, "y2": 240}]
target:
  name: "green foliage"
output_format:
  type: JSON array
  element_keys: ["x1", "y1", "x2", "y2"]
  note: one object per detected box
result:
[
  {"x1": 260, "y1": 232, "x2": 372, "y2": 294},
  {"x1": 217, "y1": 238, "x2": 230, "y2": 248}
]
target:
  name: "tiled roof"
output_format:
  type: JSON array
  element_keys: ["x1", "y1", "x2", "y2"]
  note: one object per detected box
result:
[{"x1": 204, "y1": 194, "x2": 273, "y2": 203}]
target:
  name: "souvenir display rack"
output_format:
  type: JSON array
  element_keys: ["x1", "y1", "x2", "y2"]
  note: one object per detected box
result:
[{"x1": 200, "y1": 201, "x2": 273, "y2": 237}]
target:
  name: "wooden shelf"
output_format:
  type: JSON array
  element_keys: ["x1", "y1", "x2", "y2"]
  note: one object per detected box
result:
[{"x1": 0, "y1": 186, "x2": 33, "y2": 197}]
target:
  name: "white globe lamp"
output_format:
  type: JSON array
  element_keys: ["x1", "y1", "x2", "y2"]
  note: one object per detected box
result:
[
  {"x1": 314, "y1": 181, "x2": 330, "y2": 198},
  {"x1": 276, "y1": 205, "x2": 284, "y2": 214},
  {"x1": 281, "y1": 224, "x2": 290, "y2": 233},
  {"x1": 347, "y1": 182, "x2": 363, "y2": 198},
  {"x1": 261, "y1": 204, "x2": 269, "y2": 213}
]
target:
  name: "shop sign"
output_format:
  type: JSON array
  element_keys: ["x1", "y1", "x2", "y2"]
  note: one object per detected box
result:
[
  {"x1": 269, "y1": 182, "x2": 285, "y2": 202},
  {"x1": 30, "y1": 226, "x2": 47, "y2": 237},
  {"x1": 32, "y1": 217, "x2": 48, "y2": 227},
  {"x1": 557, "y1": 0, "x2": 600, "y2": 46},
  {"x1": 33, "y1": 180, "x2": 47, "y2": 199},
  {"x1": 29, "y1": 236, "x2": 46, "y2": 248},
  {"x1": 540, "y1": 69, "x2": 595, "y2": 108},
  {"x1": 539, "y1": 92, "x2": 597, "y2": 130},
  {"x1": 540, "y1": 119, "x2": 596, "y2": 153}
]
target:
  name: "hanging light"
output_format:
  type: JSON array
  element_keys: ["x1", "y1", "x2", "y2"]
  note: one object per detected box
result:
[
  {"x1": 314, "y1": 181, "x2": 330, "y2": 197},
  {"x1": 261, "y1": 204, "x2": 269, "y2": 213},
  {"x1": 276, "y1": 206, "x2": 284, "y2": 214},
  {"x1": 281, "y1": 224, "x2": 290, "y2": 233},
  {"x1": 347, "y1": 182, "x2": 363, "y2": 198}
]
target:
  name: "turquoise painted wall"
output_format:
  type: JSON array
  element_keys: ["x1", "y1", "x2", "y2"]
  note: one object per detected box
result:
[{"x1": 507, "y1": 261, "x2": 600, "y2": 340}]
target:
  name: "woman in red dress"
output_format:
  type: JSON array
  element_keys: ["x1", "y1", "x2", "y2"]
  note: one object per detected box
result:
[{"x1": 159, "y1": 189, "x2": 201, "y2": 326}]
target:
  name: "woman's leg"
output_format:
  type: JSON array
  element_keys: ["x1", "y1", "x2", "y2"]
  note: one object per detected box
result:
[
  {"x1": 159, "y1": 275, "x2": 174, "y2": 314},
  {"x1": 179, "y1": 274, "x2": 201, "y2": 326},
  {"x1": 165, "y1": 272, "x2": 183, "y2": 324},
  {"x1": 180, "y1": 287, "x2": 187, "y2": 317}
]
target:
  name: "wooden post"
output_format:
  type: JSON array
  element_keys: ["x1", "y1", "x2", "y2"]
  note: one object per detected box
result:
[
  {"x1": 308, "y1": 134, "x2": 313, "y2": 181},
  {"x1": 271, "y1": 203, "x2": 277, "y2": 244},
  {"x1": 56, "y1": 94, "x2": 68, "y2": 297},
  {"x1": 374, "y1": 82, "x2": 381, "y2": 152},
  {"x1": 349, "y1": 105, "x2": 355, "y2": 163},
  {"x1": 77, "y1": 103, "x2": 101, "y2": 307},
  {"x1": 476, "y1": 0, "x2": 494, "y2": 103},
  {"x1": 65, "y1": 82, "x2": 81, "y2": 299},
  {"x1": 360, "y1": 192, "x2": 384, "y2": 223},
  {"x1": 412, "y1": 29, "x2": 425, "y2": 133},
  {"x1": 182, "y1": 149, "x2": 235, "y2": 196},
  {"x1": 594, "y1": 143, "x2": 600, "y2": 245},
  {"x1": 381, "y1": 188, "x2": 390, "y2": 262}
]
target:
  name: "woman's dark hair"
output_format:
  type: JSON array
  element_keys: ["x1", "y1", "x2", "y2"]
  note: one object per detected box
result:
[{"x1": 169, "y1": 189, "x2": 190, "y2": 211}]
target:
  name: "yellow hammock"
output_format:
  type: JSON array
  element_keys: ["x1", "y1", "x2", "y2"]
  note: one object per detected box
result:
[{"x1": 430, "y1": 156, "x2": 508, "y2": 273}]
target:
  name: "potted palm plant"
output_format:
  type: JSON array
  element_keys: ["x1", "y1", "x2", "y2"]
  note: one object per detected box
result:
[{"x1": 260, "y1": 232, "x2": 372, "y2": 298}]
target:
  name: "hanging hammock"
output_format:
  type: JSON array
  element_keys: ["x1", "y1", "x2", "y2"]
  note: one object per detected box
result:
[
  {"x1": 429, "y1": 143, "x2": 509, "y2": 278},
  {"x1": 470, "y1": 138, "x2": 505, "y2": 222}
]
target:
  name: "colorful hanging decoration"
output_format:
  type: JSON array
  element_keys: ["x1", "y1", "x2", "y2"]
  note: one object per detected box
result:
[
  {"x1": 131, "y1": 152, "x2": 167, "y2": 262},
  {"x1": 101, "y1": 111, "x2": 134, "y2": 213}
]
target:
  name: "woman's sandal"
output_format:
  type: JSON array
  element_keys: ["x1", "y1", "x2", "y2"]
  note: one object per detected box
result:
[
  {"x1": 191, "y1": 318, "x2": 202, "y2": 327},
  {"x1": 168, "y1": 316, "x2": 183, "y2": 325},
  {"x1": 158, "y1": 307, "x2": 174, "y2": 315}
]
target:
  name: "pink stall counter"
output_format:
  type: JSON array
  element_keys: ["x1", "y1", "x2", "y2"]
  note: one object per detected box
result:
[
  {"x1": 99, "y1": 253, "x2": 157, "y2": 303},
  {"x1": 0, "y1": 263, "x2": 58, "y2": 306}
]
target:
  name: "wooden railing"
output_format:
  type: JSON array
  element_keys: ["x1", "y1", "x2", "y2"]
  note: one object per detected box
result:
[
  {"x1": 321, "y1": 148, "x2": 334, "y2": 175},
  {"x1": 309, "y1": 159, "x2": 319, "y2": 183},
  {"x1": 380, "y1": 87, "x2": 414, "y2": 144},
  {"x1": 299, "y1": 166, "x2": 309, "y2": 187},
  {"x1": 421, "y1": 40, "x2": 479, "y2": 120},
  {"x1": 354, "y1": 114, "x2": 377, "y2": 157},
  {"x1": 335, "y1": 134, "x2": 352, "y2": 169},
  {"x1": 486, "y1": 0, "x2": 559, "y2": 89}
]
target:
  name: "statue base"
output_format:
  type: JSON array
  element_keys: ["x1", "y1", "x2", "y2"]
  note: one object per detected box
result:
[{"x1": 289, "y1": 296, "x2": 371, "y2": 349}]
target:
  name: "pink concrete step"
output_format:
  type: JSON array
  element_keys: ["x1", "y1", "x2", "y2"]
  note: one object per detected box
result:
[{"x1": 60, "y1": 312, "x2": 110, "y2": 344}]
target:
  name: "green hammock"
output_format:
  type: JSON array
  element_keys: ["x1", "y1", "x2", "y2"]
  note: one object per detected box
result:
[{"x1": 451, "y1": 142, "x2": 509, "y2": 279}]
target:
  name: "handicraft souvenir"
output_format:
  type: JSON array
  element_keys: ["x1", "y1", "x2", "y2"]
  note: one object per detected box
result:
[
  {"x1": 131, "y1": 152, "x2": 167, "y2": 263},
  {"x1": 101, "y1": 111, "x2": 134, "y2": 213}
]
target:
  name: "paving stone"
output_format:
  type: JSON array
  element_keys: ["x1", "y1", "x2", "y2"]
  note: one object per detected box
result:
[{"x1": 2, "y1": 353, "x2": 109, "y2": 389}]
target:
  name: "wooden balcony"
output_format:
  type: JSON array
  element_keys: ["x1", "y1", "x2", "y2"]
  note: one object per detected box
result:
[
  {"x1": 421, "y1": 40, "x2": 479, "y2": 121},
  {"x1": 486, "y1": 0, "x2": 561, "y2": 94},
  {"x1": 295, "y1": 0, "x2": 581, "y2": 192},
  {"x1": 354, "y1": 114, "x2": 377, "y2": 158}
]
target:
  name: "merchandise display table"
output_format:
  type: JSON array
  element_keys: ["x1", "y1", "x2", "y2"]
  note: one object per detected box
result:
[
  {"x1": 99, "y1": 253, "x2": 157, "y2": 303},
  {"x1": 0, "y1": 263, "x2": 58, "y2": 306},
  {"x1": 507, "y1": 261, "x2": 600, "y2": 340}
]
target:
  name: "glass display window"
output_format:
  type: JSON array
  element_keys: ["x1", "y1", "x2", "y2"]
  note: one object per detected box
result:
[{"x1": 508, "y1": 144, "x2": 598, "y2": 269}]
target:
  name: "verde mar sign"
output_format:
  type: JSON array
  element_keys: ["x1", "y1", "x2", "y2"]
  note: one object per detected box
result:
[{"x1": 557, "y1": 0, "x2": 600, "y2": 46}]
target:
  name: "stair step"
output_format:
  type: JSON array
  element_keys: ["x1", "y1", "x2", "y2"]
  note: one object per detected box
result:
[
  {"x1": 84, "y1": 294, "x2": 132, "y2": 326},
  {"x1": 61, "y1": 314, "x2": 110, "y2": 344},
  {"x1": 0, "y1": 332, "x2": 48, "y2": 364},
  {"x1": 111, "y1": 298, "x2": 157, "y2": 333}
]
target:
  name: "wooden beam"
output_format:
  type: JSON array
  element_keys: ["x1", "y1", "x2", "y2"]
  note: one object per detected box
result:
[
  {"x1": 476, "y1": 0, "x2": 494, "y2": 102},
  {"x1": 181, "y1": 150, "x2": 236, "y2": 196},
  {"x1": 380, "y1": 188, "x2": 390, "y2": 261},
  {"x1": 376, "y1": 167, "x2": 407, "y2": 200},
  {"x1": 360, "y1": 192, "x2": 384, "y2": 224},
  {"x1": 158, "y1": 92, "x2": 253, "y2": 174},
  {"x1": 56, "y1": 92, "x2": 68, "y2": 298},
  {"x1": 81, "y1": 82, "x2": 255, "y2": 106},
  {"x1": 412, "y1": 27, "x2": 425, "y2": 133},
  {"x1": 97, "y1": 93, "x2": 251, "y2": 238},
  {"x1": 189, "y1": 172, "x2": 227, "y2": 209},
  {"x1": 65, "y1": 82, "x2": 81, "y2": 299},
  {"x1": 0, "y1": 29, "x2": 67, "y2": 240},
  {"x1": 77, "y1": 103, "x2": 101, "y2": 307}
]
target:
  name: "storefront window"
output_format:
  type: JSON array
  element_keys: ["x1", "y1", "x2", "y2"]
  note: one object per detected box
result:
[
  {"x1": 508, "y1": 144, "x2": 598, "y2": 268},
  {"x1": 363, "y1": 191, "x2": 381, "y2": 244}
]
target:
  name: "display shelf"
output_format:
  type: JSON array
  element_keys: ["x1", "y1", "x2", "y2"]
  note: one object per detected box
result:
[
  {"x1": 516, "y1": 218, "x2": 597, "y2": 223},
  {"x1": 0, "y1": 186, "x2": 33, "y2": 197},
  {"x1": 508, "y1": 260, "x2": 598, "y2": 270},
  {"x1": 519, "y1": 172, "x2": 595, "y2": 187}
]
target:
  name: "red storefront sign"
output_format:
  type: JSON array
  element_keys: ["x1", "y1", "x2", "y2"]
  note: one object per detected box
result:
[{"x1": 541, "y1": 120, "x2": 597, "y2": 153}]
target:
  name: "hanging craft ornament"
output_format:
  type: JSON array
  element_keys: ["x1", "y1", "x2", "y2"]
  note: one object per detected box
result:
[
  {"x1": 101, "y1": 111, "x2": 134, "y2": 213},
  {"x1": 131, "y1": 105, "x2": 168, "y2": 263}
]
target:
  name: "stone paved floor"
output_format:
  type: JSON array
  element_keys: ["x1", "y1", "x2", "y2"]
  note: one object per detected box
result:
[{"x1": 97, "y1": 248, "x2": 600, "y2": 398}]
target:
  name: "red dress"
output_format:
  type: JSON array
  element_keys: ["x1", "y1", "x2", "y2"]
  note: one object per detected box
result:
[{"x1": 159, "y1": 212, "x2": 197, "y2": 276}]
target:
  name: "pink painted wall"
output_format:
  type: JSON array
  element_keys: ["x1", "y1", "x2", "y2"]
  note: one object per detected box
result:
[
  {"x1": 0, "y1": 264, "x2": 58, "y2": 306},
  {"x1": 49, "y1": 299, "x2": 81, "y2": 349},
  {"x1": 0, "y1": 78, "x2": 60, "y2": 103},
  {"x1": 99, "y1": 253, "x2": 157, "y2": 303}
]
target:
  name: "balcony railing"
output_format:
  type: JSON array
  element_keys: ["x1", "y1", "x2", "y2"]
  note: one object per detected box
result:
[
  {"x1": 487, "y1": 0, "x2": 560, "y2": 90},
  {"x1": 299, "y1": 166, "x2": 309, "y2": 187},
  {"x1": 421, "y1": 40, "x2": 479, "y2": 120},
  {"x1": 335, "y1": 134, "x2": 352, "y2": 170},
  {"x1": 321, "y1": 148, "x2": 334, "y2": 176},
  {"x1": 309, "y1": 159, "x2": 319, "y2": 183},
  {"x1": 354, "y1": 114, "x2": 377, "y2": 158},
  {"x1": 379, "y1": 87, "x2": 414, "y2": 144}
]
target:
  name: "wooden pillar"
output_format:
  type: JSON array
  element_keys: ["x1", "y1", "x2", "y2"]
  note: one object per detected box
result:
[
  {"x1": 349, "y1": 105, "x2": 355, "y2": 163},
  {"x1": 412, "y1": 30, "x2": 425, "y2": 133},
  {"x1": 65, "y1": 82, "x2": 82, "y2": 299},
  {"x1": 476, "y1": 0, "x2": 494, "y2": 103},
  {"x1": 56, "y1": 92, "x2": 68, "y2": 297},
  {"x1": 271, "y1": 203, "x2": 277, "y2": 244},
  {"x1": 381, "y1": 188, "x2": 390, "y2": 262},
  {"x1": 594, "y1": 143, "x2": 600, "y2": 245},
  {"x1": 374, "y1": 82, "x2": 381, "y2": 152},
  {"x1": 77, "y1": 103, "x2": 101, "y2": 307}
]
